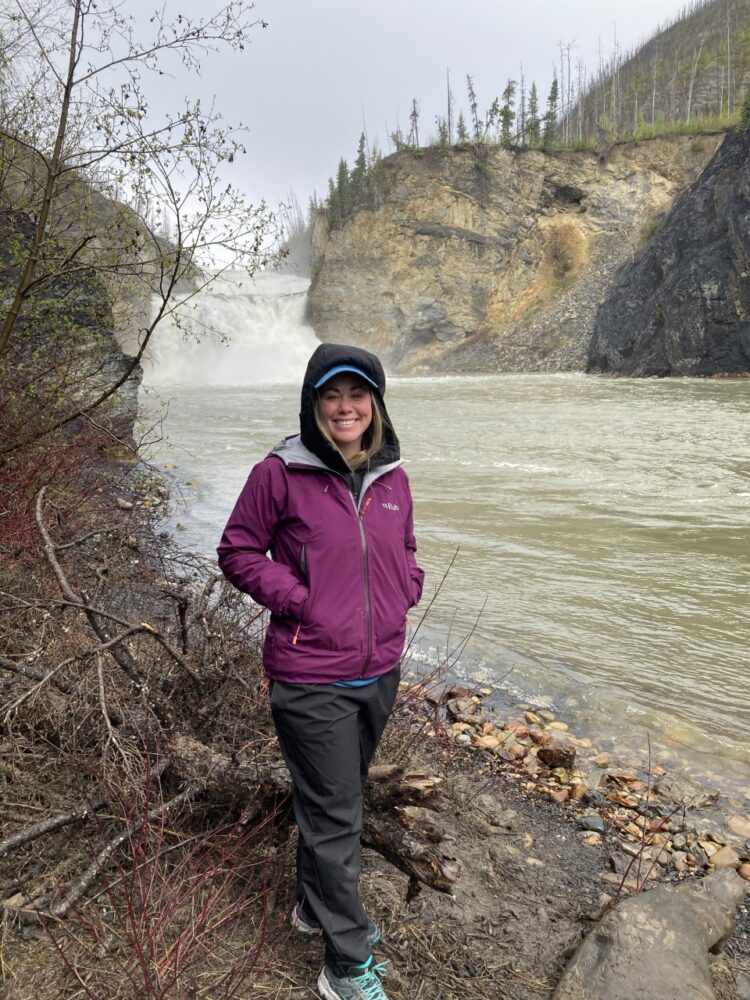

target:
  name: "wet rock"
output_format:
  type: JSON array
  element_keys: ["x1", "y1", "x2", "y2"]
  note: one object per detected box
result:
[
  {"x1": 655, "y1": 772, "x2": 719, "y2": 810},
  {"x1": 525, "y1": 710, "x2": 543, "y2": 725},
  {"x1": 528, "y1": 727, "x2": 550, "y2": 745},
  {"x1": 447, "y1": 697, "x2": 477, "y2": 718},
  {"x1": 537, "y1": 741, "x2": 577, "y2": 769},
  {"x1": 538, "y1": 710, "x2": 556, "y2": 722},
  {"x1": 590, "y1": 753, "x2": 610, "y2": 768},
  {"x1": 554, "y1": 870, "x2": 748, "y2": 1000}
]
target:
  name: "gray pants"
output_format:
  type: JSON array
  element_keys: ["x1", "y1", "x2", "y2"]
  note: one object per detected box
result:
[{"x1": 270, "y1": 668, "x2": 400, "y2": 969}]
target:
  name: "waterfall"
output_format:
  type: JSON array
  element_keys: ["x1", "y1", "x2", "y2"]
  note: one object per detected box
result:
[{"x1": 144, "y1": 270, "x2": 319, "y2": 385}]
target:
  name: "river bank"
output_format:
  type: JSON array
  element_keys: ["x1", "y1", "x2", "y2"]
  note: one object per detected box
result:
[{"x1": 2, "y1": 454, "x2": 749, "y2": 999}]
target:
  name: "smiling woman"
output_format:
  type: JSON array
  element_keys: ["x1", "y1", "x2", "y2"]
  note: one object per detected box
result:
[
  {"x1": 217, "y1": 342, "x2": 424, "y2": 1000},
  {"x1": 316, "y1": 375, "x2": 374, "y2": 458}
]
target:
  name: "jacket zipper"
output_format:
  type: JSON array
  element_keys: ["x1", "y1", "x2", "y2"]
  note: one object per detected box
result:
[{"x1": 355, "y1": 494, "x2": 373, "y2": 676}]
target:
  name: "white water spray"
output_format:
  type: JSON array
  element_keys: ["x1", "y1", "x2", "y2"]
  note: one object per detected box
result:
[{"x1": 145, "y1": 270, "x2": 319, "y2": 385}]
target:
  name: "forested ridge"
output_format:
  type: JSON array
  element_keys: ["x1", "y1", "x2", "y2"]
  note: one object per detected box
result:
[{"x1": 320, "y1": 0, "x2": 750, "y2": 231}]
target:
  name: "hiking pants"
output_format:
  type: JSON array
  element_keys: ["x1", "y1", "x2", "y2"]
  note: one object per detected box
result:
[{"x1": 269, "y1": 667, "x2": 400, "y2": 969}]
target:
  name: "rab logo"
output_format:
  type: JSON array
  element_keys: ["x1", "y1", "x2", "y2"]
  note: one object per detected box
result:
[{"x1": 381, "y1": 501, "x2": 400, "y2": 511}]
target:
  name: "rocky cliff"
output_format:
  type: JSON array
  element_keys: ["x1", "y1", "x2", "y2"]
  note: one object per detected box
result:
[
  {"x1": 308, "y1": 135, "x2": 722, "y2": 373},
  {"x1": 588, "y1": 128, "x2": 750, "y2": 377}
]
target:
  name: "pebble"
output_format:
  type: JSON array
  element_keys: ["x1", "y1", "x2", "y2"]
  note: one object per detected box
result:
[
  {"x1": 739, "y1": 863, "x2": 750, "y2": 881},
  {"x1": 582, "y1": 832, "x2": 602, "y2": 846},
  {"x1": 116, "y1": 498, "x2": 134, "y2": 510},
  {"x1": 590, "y1": 753, "x2": 610, "y2": 768},
  {"x1": 537, "y1": 741, "x2": 576, "y2": 769},
  {"x1": 525, "y1": 711, "x2": 542, "y2": 725},
  {"x1": 479, "y1": 687, "x2": 493, "y2": 696},
  {"x1": 690, "y1": 845, "x2": 709, "y2": 867},
  {"x1": 475, "y1": 735, "x2": 501, "y2": 750},
  {"x1": 546, "y1": 721, "x2": 569, "y2": 732},
  {"x1": 538, "y1": 710, "x2": 556, "y2": 722},
  {"x1": 671, "y1": 832, "x2": 688, "y2": 851},
  {"x1": 455, "y1": 733, "x2": 472, "y2": 746},
  {"x1": 546, "y1": 788, "x2": 569, "y2": 805},
  {"x1": 672, "y1": 851, "x2": 688, "y2": 873},
  {"x1": 580, "y1": 814, "x2": 605, "y2": 834}
]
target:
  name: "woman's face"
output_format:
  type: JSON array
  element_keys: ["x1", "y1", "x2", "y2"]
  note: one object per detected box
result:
[{"x1": 317, "y1": 374, "x2": 373, "y2": 458}]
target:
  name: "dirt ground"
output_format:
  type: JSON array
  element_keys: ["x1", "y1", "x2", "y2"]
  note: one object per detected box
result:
[{"x1": 1, "y1": 462, "x2": 748, "y2": 1000}]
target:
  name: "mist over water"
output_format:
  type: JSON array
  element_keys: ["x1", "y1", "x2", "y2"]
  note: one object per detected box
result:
[
  {"x1": 140, "y1": 273, "x2": 750, "y2": 797},
  {"x1": 144, "y1": 271, "x2": 318, "y2": 385}
]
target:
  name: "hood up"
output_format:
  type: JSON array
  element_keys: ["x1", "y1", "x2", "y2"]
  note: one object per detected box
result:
[{"x1": 299, "y1": 342, "x2": 400, "y2": 474}]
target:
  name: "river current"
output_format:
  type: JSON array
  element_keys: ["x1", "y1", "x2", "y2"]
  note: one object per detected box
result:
[{"x1": 140, "y1": 272, "x2": 750, "y2": 795}]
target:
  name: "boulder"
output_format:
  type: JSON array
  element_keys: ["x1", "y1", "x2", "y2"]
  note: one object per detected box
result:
[{"x1": 553, "y1": 869, "x2": 747, "y2": 1000}]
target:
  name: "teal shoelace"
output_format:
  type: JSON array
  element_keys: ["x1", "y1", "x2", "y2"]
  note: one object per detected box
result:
[{"x1": 352, "y1": 959, "x2": 388, "y2": 999}]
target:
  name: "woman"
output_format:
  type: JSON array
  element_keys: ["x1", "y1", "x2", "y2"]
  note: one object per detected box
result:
[{"x1": 217, "y1": 343, "x2": 424, "y2": 1000}]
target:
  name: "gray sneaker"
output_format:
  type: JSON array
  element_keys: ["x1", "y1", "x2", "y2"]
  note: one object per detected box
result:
[
  {"x1": 291, "y1": 900, "x2": 381, "y2": 947},
  {"x1": 317, "y1": 956, "x2": 389, "y2": 1000}
]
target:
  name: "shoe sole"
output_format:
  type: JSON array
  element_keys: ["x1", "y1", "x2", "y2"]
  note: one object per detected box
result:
[{"x1": 317, "y1": 968, "x2": 339, "y2": 1000}]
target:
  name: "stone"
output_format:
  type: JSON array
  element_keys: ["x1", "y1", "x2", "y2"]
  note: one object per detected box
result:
[
  {"x1": 474, "y1": 734, "x2": 501, "y2": 751},
  {"x1": 590, "y1": 753, "x2": 610, "y2": 768},
  {"x1": 547, "y1": 721, "x2": 569, "y2": 732},
  {"x1": 727, "y1": 814, "x2": 750, "y2": 839},
  {"x1": 455, "y1": 733, "x2": 472, "y2": 746},
  {"x1": 538, "y1": 710, "x2": 556, "y2": 722},
  {"x1": 537, "y1": 741, "x2": 577, "y2": 769},
  {"x1": 475, "y1": 794, "x2": 519, "y2": 832},
  {"x1": 672, "y1": 851, "x2": 688, "y2": 873},
  {"x1": 737, "y1": 971, "x2": 750, "y2": 1000},
  {"x1": 546, "y1": 788, "x2": 570, "y2": 805},
  {"x1": 671, "y1": 832, "x2": 688, "y2": 851},
  {"x1": 739, "y1": 863, "x2": 750, "y2": 881},
  {"x1": 525, "y1": 710, "x2": 542, "y2": 725},
  {"x1": 582, "y1": 833, "x2": 602, "y2": 846},
  {"x1": 690, "y1": 845, "x2": 710, "y2": 868},
  {"x1": 708, "y1": 846, "x2": 741, "y2": 869},
  {"x1": 447, "y1": 697, "x2": 476, "y2": 718},
  {"x1": 554, "y1": 870, "x2": 748, "y2": 1000},
  {"x1": 579, "y1": 814, "x2": 605, "y2": 834}
]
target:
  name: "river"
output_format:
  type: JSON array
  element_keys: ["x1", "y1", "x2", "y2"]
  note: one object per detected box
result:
[{"x1": 140, "y1": 272, "x2": 750, "y2": 797}]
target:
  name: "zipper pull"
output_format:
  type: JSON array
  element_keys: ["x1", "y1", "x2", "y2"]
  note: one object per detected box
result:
[
  {"x1": 291, "y1": 622, "x2": 302, "y2": 645},
  {"x1": 361, "y1": 496, "x2": 372, "y2": 517}
]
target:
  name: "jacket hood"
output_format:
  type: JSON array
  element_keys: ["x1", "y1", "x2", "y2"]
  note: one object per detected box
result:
[{"x1": 300, "y1": 342, "x2": 400, "y2": 474}]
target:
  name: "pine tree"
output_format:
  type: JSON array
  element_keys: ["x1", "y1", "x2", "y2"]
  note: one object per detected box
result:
[
  {"x1": 335, "y1": 158, "x2": 352, "y2": 220},
  {"x1": 435, "y1": 115, "x2": 450, "y2": 146},
  {"x1": 466, "y1": 75, "x2": 481, "y2": 141},
  {"x1": 456, "y1": 111, "x2": 470, "y2": 144},
  {"x1": 526, "y1": 82, "x2": 541, "y2": 147},
  {"x1": 500, "y1": 79, "x2": 517, "y2": 147},
  {"x1": 327, "y1": 177, "x2": 341, "y2": 230},
  {"x1": 350, "y1": 132, "x2": 368, "y2": 207},
  {"x1": 409, "y1": 98, "x2": 420, "y2": 147},
  {"x1": 543, "y1": 77, "x2": 559, "y2": 150}
]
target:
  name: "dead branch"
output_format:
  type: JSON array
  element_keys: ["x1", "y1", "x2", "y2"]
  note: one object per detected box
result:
[
  {"x1": 0, "y1": 652, "x2": 72, "y2": 694},
  {"x1": 0, "y1": 800, "x2": 106, "y2": 858},
  {"x1": 48, "y1": 784, "x2": 199, "y2": 919},
  {"x1": 35, "y1": 487, "x2": 202, "y2": 691}
]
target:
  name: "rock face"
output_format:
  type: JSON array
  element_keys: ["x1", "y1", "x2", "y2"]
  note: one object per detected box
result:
[
  {"x1": 553, "y1": 869, "x2": 747, "y2": 1000},
  {"x1": 308, "y1": 135, "x2": 720, "y2": 373},
  {"x1": 588, "y1": 128, "x2": 750, "y2": 376}
]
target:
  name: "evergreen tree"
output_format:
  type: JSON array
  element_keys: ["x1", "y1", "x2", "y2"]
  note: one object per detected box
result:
[
  {"x1": 543, "y1": 77, "x2": 559, "y2": 150},
  {"x1": 500, "y1": 79, "x2": 517, "y2": 147},
  {"x1": 409, "y1": 98, "x2": 420, "y2": 146},
  {"x1": 435, "y1": 115, "x2": 450, "y2": 146},
  {"x1": 526, "y1": 82, "x2": 541, "y2": 147},
  {"x1": 327, "y1": 177, "x2": 341, "y2": 230},
  {"x1": 336, "y1": 158, "x2": 352, "y2": 219},
  {"x1": 456, "y1": 111, "x2": 470, "y2": 143},
  {"x1": 350, "y1": 132, "x2": 368, "y2": 206}
]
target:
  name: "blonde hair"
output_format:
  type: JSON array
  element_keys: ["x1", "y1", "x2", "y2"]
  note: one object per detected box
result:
[{"x1": 314, "y1": 390, "x2": 385, "y2": 470}]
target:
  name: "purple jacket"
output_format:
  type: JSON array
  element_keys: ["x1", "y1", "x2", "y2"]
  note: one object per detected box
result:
[{"x1": 217, "y1": 435, "x2": 425, "y2": 683}]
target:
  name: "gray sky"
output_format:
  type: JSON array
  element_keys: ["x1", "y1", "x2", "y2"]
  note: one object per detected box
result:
[{"x1": 138, "y1": 0, "x2": 693, "y2": 210}]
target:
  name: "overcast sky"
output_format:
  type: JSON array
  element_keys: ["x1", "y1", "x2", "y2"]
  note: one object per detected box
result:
[{"x1": 137, "y1": 0, "x2": 693, "y2": 211}]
